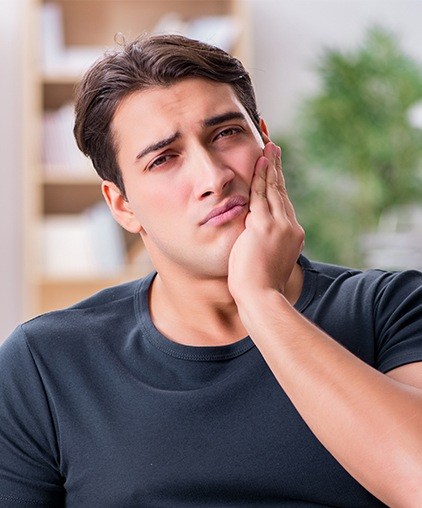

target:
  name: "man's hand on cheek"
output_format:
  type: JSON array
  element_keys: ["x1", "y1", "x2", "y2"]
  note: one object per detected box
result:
[{"x1": 228, "y1": 141, "x2": 305, "y2": 301}]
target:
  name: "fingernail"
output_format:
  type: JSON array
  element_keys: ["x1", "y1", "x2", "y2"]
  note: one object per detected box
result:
[{"x1": 271, "y1": 144, "x2": 280, "y2": 157}]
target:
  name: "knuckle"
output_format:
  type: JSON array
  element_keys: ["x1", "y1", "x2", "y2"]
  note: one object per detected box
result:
[{"x1": 296, "y1": 226, "x2": 306, "y2": 245}]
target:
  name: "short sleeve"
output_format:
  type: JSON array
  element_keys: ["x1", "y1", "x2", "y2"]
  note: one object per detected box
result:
[
  {"x1": 374, "y1": 269, "x2": 422, "y2": 373},
  {"x1": 0, "y1": 326, "x2": 65, "y2": 506}
]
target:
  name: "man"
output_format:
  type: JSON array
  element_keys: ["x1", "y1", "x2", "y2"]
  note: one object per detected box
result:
[{"x1": 0, "y1": 34, "x2": 421, "y2": 507}]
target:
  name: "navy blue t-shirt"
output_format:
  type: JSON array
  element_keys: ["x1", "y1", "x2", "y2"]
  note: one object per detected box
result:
[{"x1": 0, "y1": 257, "x2": 421, "y2": 507}]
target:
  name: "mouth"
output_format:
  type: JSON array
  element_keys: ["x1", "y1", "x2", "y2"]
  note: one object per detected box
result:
[{"x1": 200, "y1": 196, "x2": 248, "y2": 226}]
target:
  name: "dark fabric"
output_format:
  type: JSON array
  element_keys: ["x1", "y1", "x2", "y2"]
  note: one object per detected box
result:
[{"x1": 1, "y1": 257, "x2": 421, "y2": 507}]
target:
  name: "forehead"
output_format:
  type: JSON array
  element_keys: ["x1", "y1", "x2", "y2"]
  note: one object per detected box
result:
[{"x1": 113, "y1": 78, "x2": 241, "y2": 132}]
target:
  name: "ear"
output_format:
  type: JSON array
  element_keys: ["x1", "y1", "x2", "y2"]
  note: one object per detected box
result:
[
  {"x1": 101, "y1": 180, "x2": 142, "y2": 234},
  {"x1": 259, "y1": 118, "x2": 270, "y2": 143}
]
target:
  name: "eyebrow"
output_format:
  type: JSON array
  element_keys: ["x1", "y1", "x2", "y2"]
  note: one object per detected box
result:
[
  {"x1": 203, "y1": 111, "x2": 246, "y2": 127},
  {"x1": 136, "y1": 132, "x2": 181, "y2": 160},
  {"x1": 135, "y1": 111, "x2": 247, "y2": 161}
]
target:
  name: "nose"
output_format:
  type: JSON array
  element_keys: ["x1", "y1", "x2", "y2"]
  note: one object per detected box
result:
[{"x1": 192, "y1": 148, "x2": 235, "y2": 200}]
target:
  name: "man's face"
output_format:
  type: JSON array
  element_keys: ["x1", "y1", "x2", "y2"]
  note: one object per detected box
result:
[{"x1": 107, "y1": 77, "x2": 265, "y2": 278}]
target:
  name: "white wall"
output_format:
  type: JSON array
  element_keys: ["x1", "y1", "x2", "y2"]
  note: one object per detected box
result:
[
  {"x1": 0, "y1": 0, "x2": 421, "y2": 340},
  {"x1": 0, "y1": 0, "x2": 25, "y2": 341},
  {"x1": 248, "y1": 0, "x2": 422, "y2": 135}
]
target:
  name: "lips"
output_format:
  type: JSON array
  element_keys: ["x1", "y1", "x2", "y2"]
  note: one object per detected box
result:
[{"x1": 200, "y1": 196, "x2": 248, "y2": 226}]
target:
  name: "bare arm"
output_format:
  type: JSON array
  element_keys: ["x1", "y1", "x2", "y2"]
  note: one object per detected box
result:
[{"x1": 228, "y1": 141, "x2": 422, "y2": 507}]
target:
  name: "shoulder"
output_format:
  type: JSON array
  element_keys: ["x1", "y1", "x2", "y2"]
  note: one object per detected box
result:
[
  {"x1": 302, "y1": 255, "x2": 422, "y2": 300},
  {"x1": 3, "y1": 273, "x2": 155, "y2": 357},
  {"x1": 300, "y1": 256, "x2": 422, "y2": 371},
  {"x1": 302, "y1": 255, "x2": 422, "y2": 324}
]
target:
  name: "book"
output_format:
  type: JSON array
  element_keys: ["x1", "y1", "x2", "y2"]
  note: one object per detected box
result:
[
  {"x1": 43, "y1": 103, "x2": 92, "y2": 177},
  {"x1": 41, "y1": 203, "x2": 127, "y2": 277}
]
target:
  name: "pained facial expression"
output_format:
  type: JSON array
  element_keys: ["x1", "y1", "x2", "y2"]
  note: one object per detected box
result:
[{"x1": 106, "y1": 78, "x2": 265, "y2": 278}]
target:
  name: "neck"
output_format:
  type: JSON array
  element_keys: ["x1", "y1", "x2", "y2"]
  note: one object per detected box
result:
[
  {"x1": 150, "y1": 270, "x2": 245, "y2": 346},
  {"x1": 148, "y1": 262, "x2": 304, "y2": 348}
]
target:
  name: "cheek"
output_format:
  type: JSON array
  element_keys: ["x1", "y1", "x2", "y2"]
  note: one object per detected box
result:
[
  {"x1": 234, "y1": 145, "x2": 261, "y2": 184},
  {"x1": 129, "y1": 177, "x2": 192, "y2": 222}
]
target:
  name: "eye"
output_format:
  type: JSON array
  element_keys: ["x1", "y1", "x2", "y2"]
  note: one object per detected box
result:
[
  {"x1": 214, "y1": 127, "x2": 243, "y2": 141},
  {"x1": 147, "y1": 153, "x2": 175, "y2": 171}
]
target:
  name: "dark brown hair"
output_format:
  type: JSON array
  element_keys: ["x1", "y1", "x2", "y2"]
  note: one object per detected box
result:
[{"x1": 73, "y1": 33, "x2": 260, "y2": 197}]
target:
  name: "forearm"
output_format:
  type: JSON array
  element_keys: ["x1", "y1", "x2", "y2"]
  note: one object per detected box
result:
[{"x1": 237, "y1": 288, "x2": 422, "y2": 507}]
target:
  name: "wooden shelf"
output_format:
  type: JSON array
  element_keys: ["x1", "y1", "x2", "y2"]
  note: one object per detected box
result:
[
  {"x1": 36, "y1": 273, "x2": 140, "y2": 314},
  {"x1": 25, "y1": 0, "x2": 251, "y2": 316},
  {"x1": 42, "y1": 172, "x2": 100, "y2": 185},
  {"x1": 43, "y1": 181, "x2": 102, "y2": 215}
]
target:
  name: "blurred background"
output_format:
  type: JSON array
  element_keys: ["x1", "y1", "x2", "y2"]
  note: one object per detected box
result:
[{"x1": 1, "y1": 0, "x2": 421, "y2": 341}]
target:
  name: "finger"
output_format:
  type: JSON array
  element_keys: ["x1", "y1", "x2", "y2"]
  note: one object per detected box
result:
[
  {"x1": 249, "y1": 156, "x2": 270, "y2": 216},
  {"x1": 271, "y1": 147, "x2": 304, "y2": 235},
  {"x1": 259, "y1": 142, "x2": 306, "y2": 249},
  {"x1": 267, "y1": 144, "x2": 303, "y2": 237},
  {"x1": 262, "y1": 132, "x2": 271, "y2": 145},
  {"x1": 262, "y1": 143, "x2": 287, "y2": 219},
  {"x1": 275, "y1": 155, "x2": 300, "y2": 226},
  {"x1": 264, "y1": 142, "x2": 286, "y2": 190}
]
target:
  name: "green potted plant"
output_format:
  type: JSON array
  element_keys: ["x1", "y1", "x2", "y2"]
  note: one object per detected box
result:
[{"x1": 282, "y1": 27, "x2": 422, "y2": 267}]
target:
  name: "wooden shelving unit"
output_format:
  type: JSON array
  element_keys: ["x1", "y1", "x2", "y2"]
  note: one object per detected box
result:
[{"x1": 24, "y1": 0, "x2": 251, "y2": 318}]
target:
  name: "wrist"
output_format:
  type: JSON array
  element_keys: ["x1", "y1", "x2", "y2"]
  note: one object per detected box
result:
[
  {"x1": 231, "y1": 263, "x2": 303, "y2": 309},
  {"x1": 234, "y1": 286, "x2": 291, "y2": 327}
]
